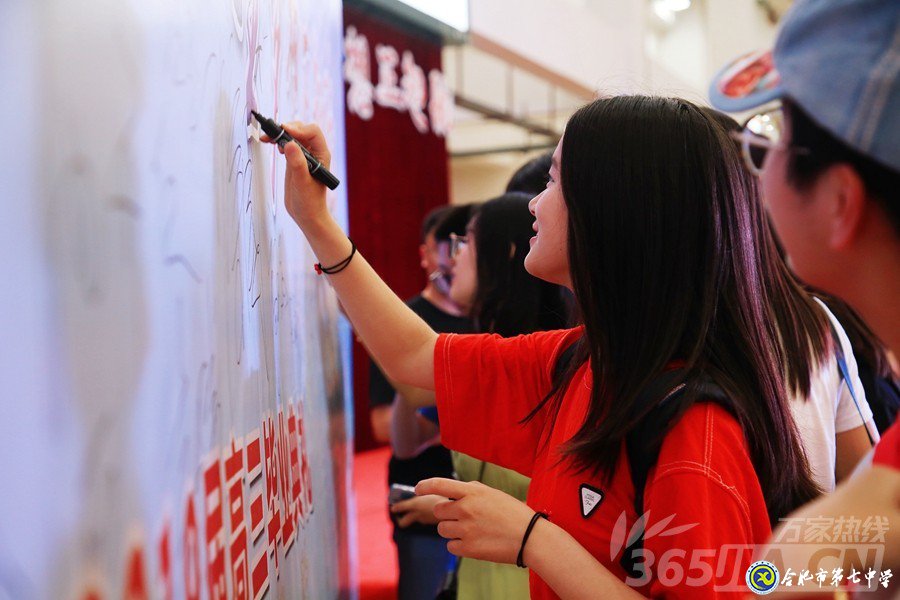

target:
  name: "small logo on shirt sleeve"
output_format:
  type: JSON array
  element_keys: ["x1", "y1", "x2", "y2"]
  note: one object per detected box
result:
[{"x1": 579, "y1": 484, "x2": 604, "y2": 518}]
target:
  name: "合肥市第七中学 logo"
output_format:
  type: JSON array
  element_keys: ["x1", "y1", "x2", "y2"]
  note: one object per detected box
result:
[{"x1": 746, "y1": 560, "x2": 780, "y2": 595}]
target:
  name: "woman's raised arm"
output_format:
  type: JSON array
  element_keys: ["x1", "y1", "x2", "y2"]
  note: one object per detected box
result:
[{"x1": 275, "y1": 122, "x2": 437, "y2": 390}]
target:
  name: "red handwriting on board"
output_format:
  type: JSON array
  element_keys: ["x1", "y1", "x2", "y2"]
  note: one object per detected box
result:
[
  {"x1": 184, "y1": 492, "x2": 201, "y2": 600},
  {"x1": 277, "y1": 411, "x2": 297, "y2": 551},
  {"x1": 262, "y1": 414, "x2": 283, "y2": 575},
  {"x1": 298, "y1": 404, "x2": 313, "y2": 517},
  {"x1": 124, "y1": 541, "x2": 148, "y2": 600},
  {"x1": 245, "y1": 429, "x2": 270, "y2": 600},
  {"x1": 158, "y1": 520, "x2": 173, "y2": 600},
  {"x1": 81, "y1": 404, "x2": 314, "y2": 600},
  {"x1": 287, "y1": 407, "x2": 303, "y2": 519},
  {"x1": 204, "y1": 455, "x2": 229, "y2": 600},
  {"x1": 225, "y1": 437, "x2": 249, "y2": 600}
]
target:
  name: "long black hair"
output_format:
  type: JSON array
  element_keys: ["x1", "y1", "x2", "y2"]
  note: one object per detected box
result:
[
  {"x1": 527, "y1": 96, "x2": 818, "y2": 523},
  {"x1": 702, "y1": 107, "x2": 832, "y2": 399},
  {"x1": 469, "y1": 193, "x2": 569, "y2": 336}
]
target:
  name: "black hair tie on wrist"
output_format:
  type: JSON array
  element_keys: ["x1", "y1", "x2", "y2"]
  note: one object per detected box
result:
[
  {"x1": 315, "y1": 238, "x2": 356, "y2": 275},
  {"x1": 516, "y1": 511, "x2": 548, "y2": 568}
]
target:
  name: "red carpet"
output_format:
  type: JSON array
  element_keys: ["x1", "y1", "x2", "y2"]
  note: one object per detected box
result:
[{"x1": 354, "y1": 446, "x2": 398, "y2": 600}]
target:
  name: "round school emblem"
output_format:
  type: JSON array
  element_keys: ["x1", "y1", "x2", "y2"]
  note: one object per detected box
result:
[{"x1": 746, "y1": 560, "x2": 779, "y2": 595}]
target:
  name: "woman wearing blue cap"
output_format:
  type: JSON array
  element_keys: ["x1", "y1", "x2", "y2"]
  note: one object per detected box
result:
[{"x1": 710, "y1": 0, "x2": 900, "y2": 590}]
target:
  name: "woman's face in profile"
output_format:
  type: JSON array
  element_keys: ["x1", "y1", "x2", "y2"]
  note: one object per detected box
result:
[
  {"x1": 449, "y1": 220, "x2": 478, "y2": 312},
  {"x1": 524, "y1": 139, "x2": 571, "y2": 288},
  {"x1": 758, "y1": 111, "x2": 833, "y2": 291}
]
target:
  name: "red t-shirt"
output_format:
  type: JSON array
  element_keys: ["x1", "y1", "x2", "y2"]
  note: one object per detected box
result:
[
  {"x1": 873, "y1": 420, "x2": 900, "y2": 470},
  {"x1": 435, "y1": 328, "x2": 773, "y2": 599}
]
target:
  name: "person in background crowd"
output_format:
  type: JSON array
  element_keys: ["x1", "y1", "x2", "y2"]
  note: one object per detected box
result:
[
  {"x1": 368, "y1": 205, "x2": 471, "y2": 442},
  {"x1": 709, "y1": 0, "x2": 900, "y2": 588},
  {"x1": 391, "y1": 193, "x2": 569, "y2": 599},
  {"x1": 366, "y1": 204, "x2": 474, "y2": 600},
  {"x1": 507, "y1": 151, "x2": 579, "y2": 321},
  {"x1": 506, "y1": 152, "x2": 553, "y2": 195}
]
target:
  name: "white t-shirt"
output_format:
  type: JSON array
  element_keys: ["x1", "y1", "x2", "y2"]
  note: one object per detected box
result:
[{"x1": 789, "y1": 298, "x2": 877, "y2": 492}]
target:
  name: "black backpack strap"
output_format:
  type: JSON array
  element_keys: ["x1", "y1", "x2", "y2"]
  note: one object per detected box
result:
[{"x1": 619, "y1": 371, "x2": 732, "y2": 579}]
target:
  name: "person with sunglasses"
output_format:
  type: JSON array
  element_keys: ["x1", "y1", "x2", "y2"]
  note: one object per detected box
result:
[
  {"x1": 710, "y1": 0, "x2": 900, "y2": 589},
  {"x1": 267, "y1": 95, "x2": 820, "y2": 598},
  {"x1": 701, "y1": 107, "x2": 878, "y2": 494},
  {"x1": 709, "y1": 0, "x2": 899, "y2": 357}
]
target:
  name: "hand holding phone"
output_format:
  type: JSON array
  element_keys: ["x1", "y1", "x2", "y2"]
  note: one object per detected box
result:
[{"x1": 388, "y1": 483, "x2": 417, "y2": 505}]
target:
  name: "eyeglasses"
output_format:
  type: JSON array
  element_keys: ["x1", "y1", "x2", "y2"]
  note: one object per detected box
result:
[
  {"x1": 449, "y1": 233, "x2": 468, "y2": 259},
  {"x1": 732, "y1": 105, "x2": 810, "y2": 176}
]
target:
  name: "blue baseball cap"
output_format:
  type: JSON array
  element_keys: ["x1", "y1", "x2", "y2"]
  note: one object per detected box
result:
[{"x1": 709, "y1": 0, "x2": 900, "y2": 173}]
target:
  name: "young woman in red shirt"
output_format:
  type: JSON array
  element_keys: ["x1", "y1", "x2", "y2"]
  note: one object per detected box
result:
[{"x1": 269, "y1": 95, "x2": 818, "y2": 598}]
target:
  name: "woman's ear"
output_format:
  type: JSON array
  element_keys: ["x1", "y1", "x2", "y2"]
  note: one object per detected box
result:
[{"x1": 824, "y1": 164, "x2": 866, "y2": 251}]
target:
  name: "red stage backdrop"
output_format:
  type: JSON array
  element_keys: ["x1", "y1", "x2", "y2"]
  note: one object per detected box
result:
[{"x1": 343, "y1": 5, "x2": 452, "y2": 451}]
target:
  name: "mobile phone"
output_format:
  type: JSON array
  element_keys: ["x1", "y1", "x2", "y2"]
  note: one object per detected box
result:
[{"x1": 388, "y1": 483, "x2": 417, "y2": 505}]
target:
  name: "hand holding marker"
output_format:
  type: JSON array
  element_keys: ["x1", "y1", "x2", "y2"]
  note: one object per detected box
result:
[{"x1": 252, "y1": 110, "x2": 340, "y2": 190}]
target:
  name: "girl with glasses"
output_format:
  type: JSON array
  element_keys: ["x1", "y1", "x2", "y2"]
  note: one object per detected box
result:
[{"x1": 391, "y1": 193, "x2": 569, "y2": 599}]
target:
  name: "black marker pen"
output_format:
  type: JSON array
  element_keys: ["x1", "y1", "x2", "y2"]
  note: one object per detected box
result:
[{"x1": 251, "y1": 110, "x2": 340, "y2": 190}]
